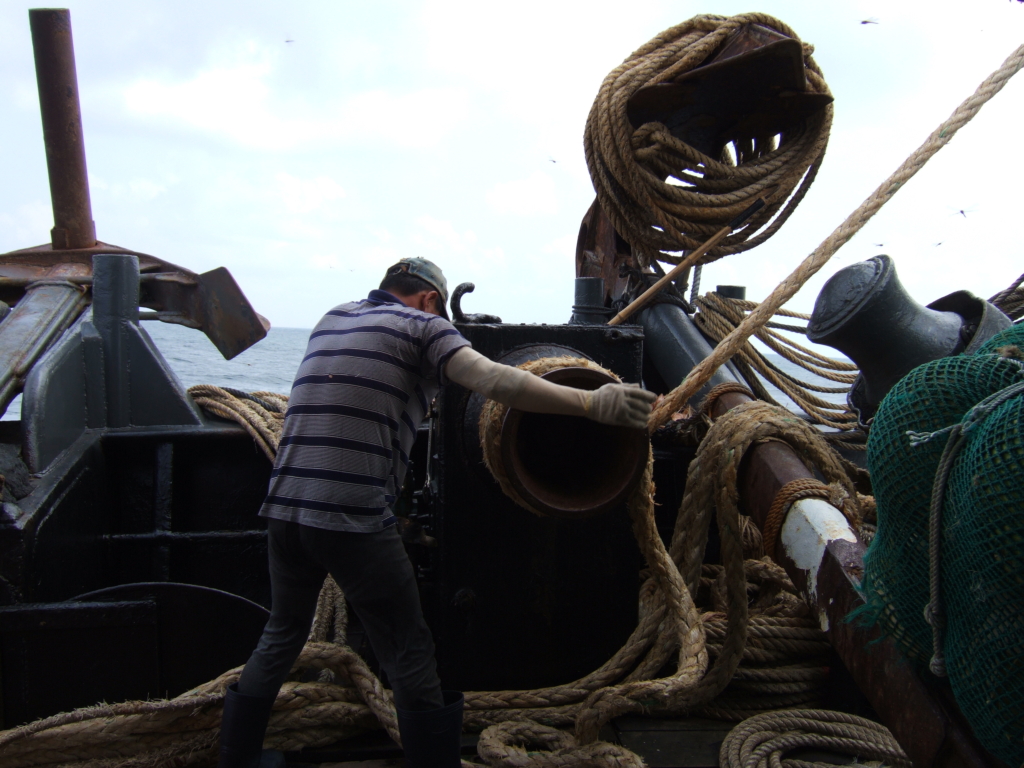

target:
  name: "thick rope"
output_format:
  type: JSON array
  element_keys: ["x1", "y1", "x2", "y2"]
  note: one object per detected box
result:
[
  {"x1": 989, "y1": 271, "x2": 1024, "y2": 320},
  {"x1": 761, "y1": 479, "x2": 847, "y2": 560},
  {"x1": 188, "y1": 385, "x2": 286, "y2": 461},
  {"x1": 649, "y1": 42, "x2": 1024, "y2": 431},
  {"x1": 585, "y1": 13, "x2": 832, "y2": 266},
  {"x1": 692, "y1": 293, "x2": 862, "y2": 440},
  {"x1": 0, "y1": 384, "x2": 853, "y2": 767},
  {"x1": 719, "y1": 709, "x2": 910, "y2": 768}
]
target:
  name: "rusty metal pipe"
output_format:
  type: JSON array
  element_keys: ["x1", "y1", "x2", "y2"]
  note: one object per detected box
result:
[
  {"x1": 711, "y1": 391, "x2": 1004, "y2": 768},
  {"x1": 29, "y1": 8, "x2": 97, "y2": 250},
  {"x1": 499, "y1": 366, "x2": 648, "y2": 518},
  {"x1": 465, "y1": 344, "x2": 648, "y2": 519}
]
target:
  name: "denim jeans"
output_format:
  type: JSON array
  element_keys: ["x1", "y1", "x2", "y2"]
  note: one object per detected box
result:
[{"x1": 236, "y1": 518, "x2": 444, "y2": 711}]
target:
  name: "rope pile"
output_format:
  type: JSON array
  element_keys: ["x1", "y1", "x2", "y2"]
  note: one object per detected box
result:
[
  {"x1": 584, "y1": 13, "x2": 832, "y2": 267},
  {"x1": 0, "y1": 387, "x2": 868, "y2": 767},
  {"x1": 188, "y1": 385, "x2": 287, "y2": 462},
  {"x1": 719, "y1": 710, "x2": 909, "y2": 768}
]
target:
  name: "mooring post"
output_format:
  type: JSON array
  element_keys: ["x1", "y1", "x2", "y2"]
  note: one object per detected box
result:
[{"x1": 29, "y1": 8, "x2": 97, "y2": 250}]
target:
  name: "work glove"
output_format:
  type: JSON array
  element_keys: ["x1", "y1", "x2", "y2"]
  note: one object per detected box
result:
[{"x1": 585, "y1": 383, "x2": 657, "y2": 429}]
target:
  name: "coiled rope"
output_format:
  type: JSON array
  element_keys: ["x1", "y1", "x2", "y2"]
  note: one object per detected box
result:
[
  {"x1": 584, "y1": 13, "x2": 832, "y2": 267},
  {"x1": 719, "y1": 710, "x2": 910, "y2": 768},
  {"x1": 478, "y1": 355, "x2": 619, "y2": 517},
  {"x1": 648, "y1": 41, "x2": 1024, "y2": 431}
]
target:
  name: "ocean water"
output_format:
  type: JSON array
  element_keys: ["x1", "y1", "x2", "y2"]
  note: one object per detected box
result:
[
  {"x1": 1, "y1": 322, "x2": 310, "y2": 422},
  {"x1": 143, "y1": 321, "x2": 310, "y2": 395},
  {"x1": 1, "y1": 320, "x2": 848, "y2": 420}
]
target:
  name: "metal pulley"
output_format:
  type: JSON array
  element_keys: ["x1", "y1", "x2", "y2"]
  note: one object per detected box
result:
[{"x1": 808, "y1": 255, "x2": 1011, "y2": 424}]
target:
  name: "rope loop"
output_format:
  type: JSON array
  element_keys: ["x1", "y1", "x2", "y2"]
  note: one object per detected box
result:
[
  {"x1": 720, "y1": 709, "x2": 911, "y2": 768},
  {"x1": 584, "y1": 13, "x2": 832, "y2": 266},
  {"x1": 477, "y1": 721, "x2": 645, "y2": 768}
]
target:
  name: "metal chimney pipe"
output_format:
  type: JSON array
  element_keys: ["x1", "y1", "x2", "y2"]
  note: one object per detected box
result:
[{"x1": 29, "y1": 8, "x2": 97, "y2": 250}]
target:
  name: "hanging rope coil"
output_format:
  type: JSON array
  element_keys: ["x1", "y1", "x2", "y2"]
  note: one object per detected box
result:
[
  {"x1": 648, "y1": 41, "x2": 1024, "y2": 431},
  {"x1": 584, "y1": 13, "x2": 832, "y2": 266}
]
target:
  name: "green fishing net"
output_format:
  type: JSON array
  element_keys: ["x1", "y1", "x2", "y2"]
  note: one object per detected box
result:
[{"x1": 862, "y1": 322, "x2": 1024, "y2": 766}]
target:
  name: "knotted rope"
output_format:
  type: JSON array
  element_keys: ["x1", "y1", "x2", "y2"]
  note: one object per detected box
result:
[
  {"x1": 584, "y1": 13, "x2": 832, "y2": 267},
  {"x1": 648, "y1": 41, "x2": 1024, "y2": 431}
]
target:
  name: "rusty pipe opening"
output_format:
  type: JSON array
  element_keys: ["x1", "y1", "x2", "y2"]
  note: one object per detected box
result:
[
  {"x1": 498, "y1": 367, "x2": 648, "y2": 519},
  {"x1": 29, "y1": 8, "x2": 97, "y2": 250}
]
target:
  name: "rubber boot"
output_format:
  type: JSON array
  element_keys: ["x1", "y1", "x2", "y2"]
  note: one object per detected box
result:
[
  {"x1": 218, "y1": 683, "x2": 286, "y2": 768},
  {"x1": 395, "y1": 691, "x2": 464, "y2": 768}
]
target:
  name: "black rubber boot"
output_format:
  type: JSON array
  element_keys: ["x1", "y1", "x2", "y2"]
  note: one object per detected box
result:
[
  {"x1": 395, "y1": 691, "x2": 464, "y2": 768},
  {"x1": 218, "y1": 683, "x2": 286, "y2": 768}
]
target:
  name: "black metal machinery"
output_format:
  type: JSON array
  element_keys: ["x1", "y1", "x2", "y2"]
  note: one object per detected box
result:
[
  {"x1": 0, "y1": 253, "x2": 275, "y2": 727},
  {"x1": 0, "y1": 7, "x2": 713, "y2": 718}
]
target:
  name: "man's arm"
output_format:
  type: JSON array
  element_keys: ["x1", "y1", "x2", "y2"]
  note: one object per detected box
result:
[{"x1": 444, "y1": 347, "x2": 656, "y2": 429}]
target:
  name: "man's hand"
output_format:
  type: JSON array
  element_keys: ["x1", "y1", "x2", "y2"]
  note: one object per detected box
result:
[
  {"x1": 585, "y1": 383, "x2": 657, "y2": 429},
  {"x1": 445, "y1": 347, "x2": 658, "y2": 427}
]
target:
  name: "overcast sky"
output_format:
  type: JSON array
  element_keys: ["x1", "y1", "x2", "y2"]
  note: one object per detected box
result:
[{"x1": 1, "y1": 1, "x2": 1022, "y2": 335}]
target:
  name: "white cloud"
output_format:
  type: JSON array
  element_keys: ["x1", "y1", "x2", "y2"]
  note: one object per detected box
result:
[
  {"x1": 308, "y1": 253, "x2": 340, "y2": 270},
  {"x1": 337, "y1": 88, "x2": 470, "y2": 149},
  {"x1": 412, "y1": 215, "x2": 478, "y2": 255},
  {"x1": 0, "y1": 201, "x2": 51, "y2": 246},
  {"x1": 129, "y1": 178, "x2": 167, "y2": 200},
  {"x1": 87, "y1": 174, "x2": 167, "y2": 201},
  {"x1": 274, "y1": 173, "x2": 345, "y2": 215},
  {"x1": 120, "y1": 40, "x2": 469, "y2": 150},
  {"x1": 486, "y1": 172, "x2": 559, "y2": 217},
  {"x1": 542, "y1": 234, "x2": 577, "y2": 258}
]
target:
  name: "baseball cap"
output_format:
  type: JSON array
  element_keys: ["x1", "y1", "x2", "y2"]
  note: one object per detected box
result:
[{"x1": 387, "y1": 257, "x2": 450, "y2": 320}]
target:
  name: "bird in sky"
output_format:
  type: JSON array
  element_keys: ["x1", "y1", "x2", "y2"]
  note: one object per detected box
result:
[
  {"x1": 860, "y1": 17, "x2": 879, "y2": 24},
  {"x1": 285, "y1": 39, "x2": 294, "y2": 43},
  {"x1": 948, "y1": 206, "x2": 976, "y2": 218}
]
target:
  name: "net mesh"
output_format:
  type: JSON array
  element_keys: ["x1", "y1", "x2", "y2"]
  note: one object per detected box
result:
[{"x1": 861, "y1": 322, "x2": 1024, "y2": 766}]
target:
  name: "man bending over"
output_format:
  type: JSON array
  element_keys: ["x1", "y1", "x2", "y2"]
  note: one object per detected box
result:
[{"x1": 219, "y1": 258, "x2": 655, "y2": 768}]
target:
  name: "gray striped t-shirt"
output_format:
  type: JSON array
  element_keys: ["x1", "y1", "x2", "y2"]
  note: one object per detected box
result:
[{"x1": 259, "y1": 290, "x2": 471, "y2": 532}]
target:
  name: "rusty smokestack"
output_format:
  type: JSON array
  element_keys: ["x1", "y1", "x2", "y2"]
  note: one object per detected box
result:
[{"x1": 29, "y1": 8, "x2": 97, "y2": 250}]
